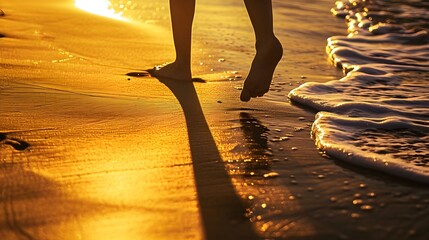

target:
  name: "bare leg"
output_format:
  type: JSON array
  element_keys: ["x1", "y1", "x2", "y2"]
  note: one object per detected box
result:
[
  {"x1": 152, "y1": 0, "x2": 195, "y2": 81},
  {"x1": 240, "y1": 0, "x2": 283, "y2": 101}
]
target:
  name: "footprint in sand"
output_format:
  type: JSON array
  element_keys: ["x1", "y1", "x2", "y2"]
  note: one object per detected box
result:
[{"x1": 0, "y1": 133, "x2": 30, "y2": 151}]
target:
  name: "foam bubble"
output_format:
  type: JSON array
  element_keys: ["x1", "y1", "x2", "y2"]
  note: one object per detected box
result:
[{"x1": 289, "y1": 0, "x2": 429, "y2": 183}]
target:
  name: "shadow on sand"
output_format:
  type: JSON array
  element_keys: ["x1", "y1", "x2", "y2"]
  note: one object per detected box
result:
[{"x1": 149, "y1": 74, "x2": 259, "y2": 240}]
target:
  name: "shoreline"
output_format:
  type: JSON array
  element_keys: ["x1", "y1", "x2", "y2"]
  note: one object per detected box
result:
[{"x1": 1, "y1": 0, "x2": 429, "y2": 239}]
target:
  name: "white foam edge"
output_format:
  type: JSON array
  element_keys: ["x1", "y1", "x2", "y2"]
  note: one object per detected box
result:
[{"x1": 312, "y1": 111, "x2": 429, "y2": 184}]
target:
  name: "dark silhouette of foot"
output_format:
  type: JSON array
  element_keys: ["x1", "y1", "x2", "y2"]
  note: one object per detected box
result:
[
  {"x1": 240, "y1": 37, "x2": 283, "y2": 102},
  {"x1": 150, "y1": 62, "x2": 192, "y2": 82}
]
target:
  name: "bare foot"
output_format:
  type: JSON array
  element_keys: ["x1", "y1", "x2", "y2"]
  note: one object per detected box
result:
[
  {"x1": 150, "y1": 62, "x2": 192, "y2": 82},
  {"x1": 240, "y1": 37, "x2": 283, "y2": 102}
]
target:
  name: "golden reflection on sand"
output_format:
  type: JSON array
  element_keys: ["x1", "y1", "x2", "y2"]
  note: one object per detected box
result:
[
  {"x1": 75, "y1": 0, "x2": 127, "y2": 21},
  {"x1": 82, "y1": 211, "x2": 146, "y2": 240},
  {"x1": 65, "y1": 123, "x2": 202, "y2": 239},
  {"x1": 220, "y1": 112, "x2": 316, "y2": 238}
]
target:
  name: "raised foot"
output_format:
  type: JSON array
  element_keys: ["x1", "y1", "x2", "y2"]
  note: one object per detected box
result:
[
  {"x1": 240, "y1": 38, "x2": 283, "y2": 102},
  {"x1": 149, "y1": 62, "x2": 192, "y2": 82}
]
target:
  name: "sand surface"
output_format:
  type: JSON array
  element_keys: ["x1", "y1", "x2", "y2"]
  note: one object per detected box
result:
[{"x1": 1, "y1": 0, "x2": 428, "y2": 239}]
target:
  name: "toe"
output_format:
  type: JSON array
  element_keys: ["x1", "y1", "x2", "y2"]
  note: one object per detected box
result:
[
  {"x1": 257, "y1": 90, "x2": 268, "y2": 97},
  {"x1": 145, "y1": 67, "x2": 157, "y2": 76},
  {"x1": 251, "y1": 92, "x2": 259, "y2": 98},
  {"x1": 240, "y1": 89, "x2": 251, "y2": 102}
]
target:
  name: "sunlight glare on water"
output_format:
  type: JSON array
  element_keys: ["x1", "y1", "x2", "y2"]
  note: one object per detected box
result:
[{"x1": 75, "y1": 0, "x2": 127, "y2": 21}]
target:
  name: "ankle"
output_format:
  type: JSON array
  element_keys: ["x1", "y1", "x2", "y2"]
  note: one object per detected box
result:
[
  {"x1": 255, "y1": 35, "x2": 276, "y2": 47},
  {"x1": 254, "y1": 38, "x2": 283, "y2": 61},
  {"x1": 173, "y1": 59, "x2": 191, "y2": 71}
]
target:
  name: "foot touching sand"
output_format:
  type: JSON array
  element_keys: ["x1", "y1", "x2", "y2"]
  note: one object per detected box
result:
[
  {"x1": 150, "y1": 62, "x2": 193, "y2": 82},
  {"x1": 240, "y1": 37, "x2": 283, "y2": 102}
]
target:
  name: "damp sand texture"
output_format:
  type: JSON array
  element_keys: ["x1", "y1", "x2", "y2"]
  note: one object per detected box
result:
[{"x1": 1, "y1": 0, "x2": 429, "y2": 240}]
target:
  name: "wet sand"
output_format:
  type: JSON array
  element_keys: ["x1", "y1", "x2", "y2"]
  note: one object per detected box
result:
[{"x1": 1, "y1": 0, "x2": 429, "y2": 239}]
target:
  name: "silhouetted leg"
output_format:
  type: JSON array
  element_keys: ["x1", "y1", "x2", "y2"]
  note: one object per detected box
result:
[
  {"x1": 241, "y1": 0, "x2": 283, "y2": 101},
  {"x1": 152, "y1": 0, "x2": 195, "y2": 81}
]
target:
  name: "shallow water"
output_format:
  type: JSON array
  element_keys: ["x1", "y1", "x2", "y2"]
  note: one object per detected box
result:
[{"x1": 290, "y1": 0, "x2": 429, "y2": 183}]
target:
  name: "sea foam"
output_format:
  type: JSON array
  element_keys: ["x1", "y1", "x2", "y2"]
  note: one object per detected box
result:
[{"x1": 289, "y1": 0, "x2": 429, "y2": 183}]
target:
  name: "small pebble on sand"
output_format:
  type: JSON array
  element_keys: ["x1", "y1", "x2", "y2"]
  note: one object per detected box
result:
[{"x1": 263, "y1": 172, "x2": 280, "y2": 178}]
